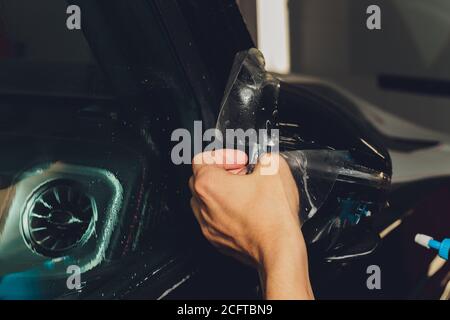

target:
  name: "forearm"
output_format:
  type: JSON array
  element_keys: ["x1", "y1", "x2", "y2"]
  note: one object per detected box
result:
[{"x1": 258, "y1": 231, "x2": 314, "y2": 300}]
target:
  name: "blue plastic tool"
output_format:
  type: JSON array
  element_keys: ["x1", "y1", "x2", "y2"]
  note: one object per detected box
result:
[{"x1": 415, "y1": 234, "x2": 450, "y2": 261}]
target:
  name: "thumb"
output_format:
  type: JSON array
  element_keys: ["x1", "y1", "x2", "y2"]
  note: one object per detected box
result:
[{"x1": 192, "y1": 149, "x2": 248, "y2": 175}]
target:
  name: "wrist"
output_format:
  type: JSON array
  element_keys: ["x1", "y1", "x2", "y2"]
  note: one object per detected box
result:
[
  {"x1": 259, "y1": 228, "x2": 305, "y2": 273},
  {"x1": 257, "y1": 227, "x2": 314, "y2": 300}
]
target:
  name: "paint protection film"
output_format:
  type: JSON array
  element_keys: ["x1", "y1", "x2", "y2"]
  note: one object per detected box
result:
[{"x1": 216, "y1": 49, "x2": 390, "y2": 225}]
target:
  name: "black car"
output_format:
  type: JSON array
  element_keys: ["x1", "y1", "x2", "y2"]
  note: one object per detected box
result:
[{"x1": 0, "y1": 0, "x2": 392, "y2": 299}]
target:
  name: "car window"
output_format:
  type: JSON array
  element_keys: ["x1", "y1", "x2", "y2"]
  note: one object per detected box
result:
[
  {"x1": 0, "y1": 0, "x2": 113, "y2": 98},
  {"x1": 0, "y1": 0, "x2": 202, "y2": 299}
]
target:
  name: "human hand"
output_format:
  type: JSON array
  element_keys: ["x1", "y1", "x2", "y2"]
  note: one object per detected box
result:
[{"x1": 189, "y1": 149, "x2": 314, "y2": 299}]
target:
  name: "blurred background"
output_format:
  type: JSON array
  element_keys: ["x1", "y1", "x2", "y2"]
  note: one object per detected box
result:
[{"x1": 237, "y1": 0, "x2": 450, "y2": 135}]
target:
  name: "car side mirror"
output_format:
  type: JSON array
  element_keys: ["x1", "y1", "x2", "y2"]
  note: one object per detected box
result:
[{"x1": 217, "y1": 49, "x2": 392, "y2": 263}]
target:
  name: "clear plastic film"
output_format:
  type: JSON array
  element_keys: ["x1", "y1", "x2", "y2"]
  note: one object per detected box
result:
[
  {"x1": 216, "y1": 49, "x2": 390, "y2": 225},
  {"x1": 281, "y1": 150, "x2": 338, "y2": 224},
  {"x1": 282, "y1": 150, "x2": 390, "y2": 225},
  {"x1": 216, "y1": 48, "x2": 280, "y2": 166}
]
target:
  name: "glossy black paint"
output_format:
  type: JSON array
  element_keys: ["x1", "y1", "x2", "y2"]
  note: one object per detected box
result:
[
  {"x1": 277, "y1": 82, "x2": 392, "y2": 261},
  {"x1": 0, "y1": 0, "x2": 393, "y2": 299}
]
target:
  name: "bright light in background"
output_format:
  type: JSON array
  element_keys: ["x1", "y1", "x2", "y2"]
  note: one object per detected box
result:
[{"x1": 256, "y1": 0, "x2": 291, "y2": 74}]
